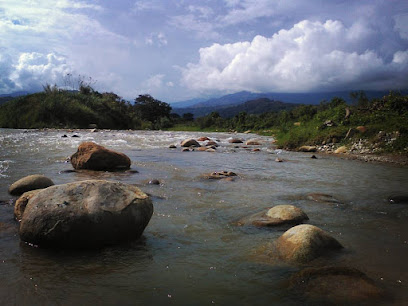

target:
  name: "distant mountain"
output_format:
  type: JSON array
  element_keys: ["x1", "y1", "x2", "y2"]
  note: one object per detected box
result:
[
  {"x1": 0, "y1": 91, "x2": 30, "y2": 98},
  {"x1": 172, "y1": 98, "x2": 298, "y2": 118},
  {"x1": 171, "y1": 90, "x2": 405, "y2": 117},
  {"x1": 218, "y1": 98, "x2": 298, "y2": 118},
  {"x1": 169, "y1": 97, "x2": 208, "y2": 108}
]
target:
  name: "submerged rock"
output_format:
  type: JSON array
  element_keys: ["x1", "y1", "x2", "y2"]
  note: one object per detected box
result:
[
  {"x1": 202, "y1": 171, "x2": 237, "y2": 180},
  {"x1": 274, "y1": 224, "x2": 343, "y2": 263},
  {"x1": 197, "y1": 137, "x2": 210, "y2": 142},
  {"x1": 246, "y1": 140, "x2": 261, "y2": 145},
  {"x1": 206, "y1": 141, "x2": 219, "y2": 147},
  {"x1": 70, "y1": 142, "x2": 131, "y2": 171},
  {"x1": 169, "y1": 144, "x2": 177, "y2": 149},
  {"x1": 14, "y1": 190, "x2": 41, "y2": 222},
  {"x1": 237, "y1": 205, "x2": 308, "y2": 227},
  {"x1": 306, "y1": 193, "x2": 341, "y2": 204},
  {"x1": 8, "y1": 175, "x2": 54, "y2": 196},
  {"x1": 228, "y1": 138, "x2": 243, "y2": 144},
  {"x1": 19, "y1": 180, "x2": 153, "y2": 248},
  {"x1": 181, "y1": 139, "x2": 200, "y2": 147},
  {"x1": 289, "y1": 266, "x2": 385, "y2": 304}
]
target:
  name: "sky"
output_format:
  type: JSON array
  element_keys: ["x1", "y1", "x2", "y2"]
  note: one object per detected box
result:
[{"x1": 1, "y1": 0, "x2": 408, "y2": 103}]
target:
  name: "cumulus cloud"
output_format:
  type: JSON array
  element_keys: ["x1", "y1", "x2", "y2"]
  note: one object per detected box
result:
[
  {"x1": 9, "y1": 52, "x2": 71, "y2": 92},
  {"x1": 145, "y1": 32, "x2": 168, "y2": 47},
  {"x1": 182, "y1": 19, "x2": 408, "y2": 93}
]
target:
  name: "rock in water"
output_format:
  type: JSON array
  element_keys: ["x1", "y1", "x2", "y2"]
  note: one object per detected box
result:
[
  {"x1": 19, "y1": 180, "x2": 153, "y2": 248},
  {"x1": 298, "y1": 146, "x2": 317, "y2": 152},
  {"x1": 274, "y1": 224, "x2": 343, "y2": 263},
  {"x1": 70, "y1": 142, "x2": 131, "y2": 171},
  {"x1": 238, "y1": 205, "x2": 308, "y2": 227},
  {"x1": 289, "y1": 266, "x2": 385, "y2": 304},
  {"x1": 181, "y1": 139, "x2": 200, "y2": 147},
  {"x1": 8, "y1": 175, "x2": 54, "y2": 196},
  {"x1": 14, "y1": 190, "x2": 41, "y2": 222}
]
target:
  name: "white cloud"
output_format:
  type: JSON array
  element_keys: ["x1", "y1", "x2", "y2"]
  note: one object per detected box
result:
[
  {"x1": 9, "y1": 52, "x2": 71, "y2": 92},
  {"x1": 170, "y1": 14, "x2": 221, "y2": 40},
  {"x1": 182, "y1": 19, "x2": 408, "y2": 93},
  {"x1": 145, "y1": 32, "x2": 168, "y2": 47}
]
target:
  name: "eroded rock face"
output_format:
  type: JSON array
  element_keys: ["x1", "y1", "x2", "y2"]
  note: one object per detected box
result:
[
  {"x1": 274, "y1": 224, "x2": 343, "y2": 263},
  {"x1": 19, "y1": 180, "x2": 153, "y2": 248},
  {"x1": 14, "y1": 190, "x2": 41, "y2": 222},
  {"x1": 70, "y1": 142, "x2": 131, "y2": 171},
  {"x1": 181, "y1": 139, "x2": 200, "y2": 147},
  {"x1": 238, "y1": 205, "x2": 309, "y2": 227},
  {"x1": 289, "y1": 266, "x2": 385, "y2": 304},
  {"x1": 8, "y1": 175, "x2": 54, "y2": 196}
]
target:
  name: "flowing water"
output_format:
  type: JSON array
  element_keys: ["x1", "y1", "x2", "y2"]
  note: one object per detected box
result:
[{"x1": 0, "y1": 128, "x2": 407, "y2": 305}]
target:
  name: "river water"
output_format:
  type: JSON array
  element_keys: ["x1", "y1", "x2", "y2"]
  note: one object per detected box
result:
[{"x1": 0, "y1": 128, "x2": 407, "y2": 305}]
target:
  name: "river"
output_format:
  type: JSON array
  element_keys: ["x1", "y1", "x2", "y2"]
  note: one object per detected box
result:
[{"x1": 0, "y1": 128, "x2": 407, "y2": 305}]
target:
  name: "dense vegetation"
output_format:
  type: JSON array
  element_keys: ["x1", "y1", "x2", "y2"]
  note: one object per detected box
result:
[
  {"x1": 1, "y1": 84, "x2": 407, "y2": 153},
  {"x1": 0, "y1": 85, "x2": 173, "y2": 130},
  {"x1": 172, "y1": 91, "x2": 408, "y2": 153}
]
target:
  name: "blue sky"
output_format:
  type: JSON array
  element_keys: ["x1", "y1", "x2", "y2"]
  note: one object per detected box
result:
[{"x1": 1, "y1": 0, "x2": 408, "y2": 102}]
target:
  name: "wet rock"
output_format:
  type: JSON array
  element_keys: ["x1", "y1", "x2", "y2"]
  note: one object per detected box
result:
[
  {"x1": 59, "y1": 169, "x2": 76, "y2": 174},
  {"x1": 228, "y1": 138, "x2": 243, "y2": 144},
  {"x1": 298, "y1": 146, "x2": 317, "y2": 152},
  {"x1": 148, "y1": 179, "x2": 160, "y2": 185},
  {"x1": 306, "y1": 193, "x2": 341, "y2": 204},
  {"x1": 206, "y1": 148, "x2": 216, "y2": 152},
  {"x1": 61, "y1": 134, "x2": 68, "y2": 138},
  {"x1": 289, "y1": 266, "x2": 385, "y2": 304},
  {"x1": 311, "y1": 155, "x2": 317, "y2": 159},
  {"x1": 238, "y1": 205, "x2": 308, "y2": 227},
  {"x1": 181, "y1": 139, "x2": 200, "y2": 147},
  {"x1": 206, "y1": 141, "x2": 219, "y2": 147},
  {"x1": 388, "y1": 195, "x2": 408, "y2": 205},
  {"x1": 246, "y1": 140, "x2": 261, "y2": 145},
  {"x1": 70, "y1": 142, "x2": 131, "y2": 171},
  {"x1": 181, "y1": 148, "x2": 190, "y2": 152},
  {"x1": 19, "y1": 180, "x2": 153, "y2": 248},
  {"x1": 274, "y1": 224, "x2": 343, "y2": 263},
  {"x1": 169, "y1": 145, "x2": 177, "y2": 149},
  {"x1": 244, "y1": 130, "x2": 252, "y2": 134},
  {"x1": 126, "y1": 169, "x2": 139, "y2": 174},
  {"x1": 197, "y1": 147, "x2": 208, "y2": 151},
  {"x1": 71, "y1": 135, "x2": 80, "y2": 138},
  {"x1": 252, "y1": 148, "x2": 261, "y2": 152},
  {"x1": 8, "y1": 175, "x2": 54, "y2": 196},
  {"x1": 14, "y1": 190, "x2": 41, "y2": 222},
  {"x1": 197, "y1": 137, "x2": 210, "y2": 142},
  {"x1": 275, "y1": 158, "x2": 284, "y2": 162},
  {"x1": 203, "y1": 171, "x2": 237, "y2": 180},
  {"x1": 334, "y1": 146, "x2": 347, "y2": 154}
]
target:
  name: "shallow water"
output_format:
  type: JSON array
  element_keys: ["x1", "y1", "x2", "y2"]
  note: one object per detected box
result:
[{"x1": 0, "y1": 128, "x2": 407, "y2": 305}]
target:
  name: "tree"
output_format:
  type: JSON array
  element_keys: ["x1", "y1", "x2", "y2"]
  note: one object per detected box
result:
[
  {"x1": 134, "y1": 94, "x2": 172, "y2": 123},
  {"x1": 182, "y1": 112, "x2": 194, "y2": 121}
]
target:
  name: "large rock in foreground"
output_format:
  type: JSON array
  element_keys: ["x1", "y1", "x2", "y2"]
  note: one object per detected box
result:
[
  {"x1": 289, "y1": 266, "x2": 385, "y2": 304},
  {"x1": 8, "y1": 175, "x2": 54, "y2": 196},
  {"x1": 19, "y1": 180, "x2": 153, "y2": 248},
  {"x1": 275, "y1": 224, "x2": 343, "y2": 263},
  {"x1": 14, "y1": 190, "x2": 41, "y2": 222},
  {"x1": 70, "y1": 142, "x2": 131, "y2": 171}
]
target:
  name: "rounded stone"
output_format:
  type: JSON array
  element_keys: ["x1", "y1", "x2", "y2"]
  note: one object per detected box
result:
[
  {"x1": 181, "y1": 139, "x2": 200, "y2": 147},
  {"x1": 274, "y1": 224, "x2": 343, "y2": 263},
  {"x1": 14, "y1": 190, "x2": 41, "y2": 222},
  {"x1": 8, "y1": 175, "x2": 54, "y2": 196}
]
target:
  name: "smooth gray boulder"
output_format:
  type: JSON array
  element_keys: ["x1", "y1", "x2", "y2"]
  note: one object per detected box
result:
[
  {"x1": 8, "y1": 175, "x2": 54, "y2": 196},
  {"x1": 19, "y1": 180, "x2": 153, "y2": 248}
]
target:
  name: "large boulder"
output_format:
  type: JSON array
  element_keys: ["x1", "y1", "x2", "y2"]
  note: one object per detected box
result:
[
  {"x1": 8, "y1": 175, "x2": 54, "y2": 196},
  {"x1": 238, "y1": 205, "x2": 308, "y2": 227},
  {"x1": 181, "y1": 139, "x2": 200, "y2": 147},
  {"x1": 289, "y1": 266, "x2": 385, "y2": 304},
  {"x1": 70, "y1": 142, "x2": 131, "y2": 171},
  {"x1": 274, "y1": 224, "x2": 343, "y2": 263},
  {"x1": 14, "y1": 190, "x2": 41, "y2": 222},
  {"x1": 19, "y1": 180, "x2": 153, "y2": 248}
]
